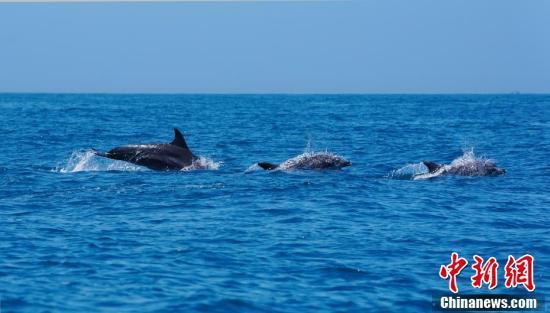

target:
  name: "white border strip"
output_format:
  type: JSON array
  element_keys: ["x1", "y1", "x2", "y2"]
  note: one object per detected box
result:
[{"x1": 0, "y1": 0, "x2": 336, "y2": 2}]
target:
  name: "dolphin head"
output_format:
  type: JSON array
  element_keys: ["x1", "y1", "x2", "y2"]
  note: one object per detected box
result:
[
  {"x1": 330, "y1": 156, "x2": 351, "y2": 169},
  {"x1": 485, "y1": 164, "x2": 506, "y2": 176},
  {"x1": 340, "y1": 159, "x2": 352, "y2": 168}
]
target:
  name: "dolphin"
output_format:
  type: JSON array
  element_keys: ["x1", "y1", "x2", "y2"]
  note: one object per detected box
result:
[
  {"x1": 258, "y1": 152, "x2": 351, "y2": 171},
  {"x1": 413, "y1": 159, "x2": 506, "y2": 180},
  {"x1": 94, "y1": 128, "x2": 198, "y2": 171}
]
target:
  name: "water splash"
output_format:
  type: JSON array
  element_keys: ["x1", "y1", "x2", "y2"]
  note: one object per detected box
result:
[
  {"x1": 304, "y1": 136, "x2": 314, "y2": 154},
  {"x1": 386, "y1": 162, "x2": 427, "y2": 179},
  {"x1": 181, "y1": 156, "x2": 222, "y2": 171},
  {"x1": 449, "y1": 148, "x2": 493, "y2": 170},
  {"x1": 244, "y1": 163, "x2": 263, "y2": 173},
  {"x1": 444, "y1": 148, "x2": 501, "y2": 176},
  {"x1": 56, "y1": 150, "x2": 146, "y2": 173}
]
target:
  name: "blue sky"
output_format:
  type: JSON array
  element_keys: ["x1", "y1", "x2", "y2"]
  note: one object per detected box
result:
[{"x1": 0, "y1": 0, "x2": 548, "y2": 93}]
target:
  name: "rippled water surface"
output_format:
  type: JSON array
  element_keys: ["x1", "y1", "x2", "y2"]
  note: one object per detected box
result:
[{"x1": 1, "y1": 94, "x2": 549, "y2": 312}]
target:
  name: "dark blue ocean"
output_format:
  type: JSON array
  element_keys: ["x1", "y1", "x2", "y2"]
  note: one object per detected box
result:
[{"x1": 1, "y1": 94, "x2": 548, "y2": 312}]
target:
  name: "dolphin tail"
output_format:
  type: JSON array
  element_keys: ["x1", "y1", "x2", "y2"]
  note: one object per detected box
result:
[
  {"x1": 423, "y1": 161, "x2": 442, "y2": 173},
  {"x1": 258, "y1": 162, "x2": 278, "y2": 170}
]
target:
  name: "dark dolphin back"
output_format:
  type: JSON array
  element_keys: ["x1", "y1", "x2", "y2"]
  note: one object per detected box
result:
[
  {"x1": 136, "y1": 144, "x2": 195, "y2": 170},
  {"x1": 258, "y1": 162, "x2": 278, "y2": 170},
  {"x1": 96, "y1": 128, "x2": 198, "y2": 170}
]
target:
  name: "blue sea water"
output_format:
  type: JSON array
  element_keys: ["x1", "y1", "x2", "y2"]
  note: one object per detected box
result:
[{"x1": 0, "y1": 94, "x2": 548, "y2": 312}]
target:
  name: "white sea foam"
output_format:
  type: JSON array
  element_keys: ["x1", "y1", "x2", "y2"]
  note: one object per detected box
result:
[
  {"x1": 56, "y1": 150, "x2": 146, "y2": 173},
  {"x1": 448, "y1": 148, "x2": 494, "y2": 171},
  {"x1": 245, "y1": 163, "x2": 263, "y2": 173},
  {"x1": 180, "y1": 156, "x2": 222, "y2": 171},
  {"x1": 386, "y1": 162, "x2": 427, "y2": 179}
]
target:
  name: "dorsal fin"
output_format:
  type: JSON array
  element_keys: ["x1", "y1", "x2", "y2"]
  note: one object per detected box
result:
[
  {"x1": 170, "y1": 128, "x2": 190, "y2": 150},
  {"x1": 423, "y1": 161, "x2": 442, "y2": 173}
]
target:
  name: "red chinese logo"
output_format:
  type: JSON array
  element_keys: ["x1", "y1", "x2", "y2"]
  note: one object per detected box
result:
[
  {"x1": 471, "y1": 255, "x2": 499, "y2": 289},
  {"x1": 439, "y1": 252, "x2": 468, "y2": 293},
  {"x1": 504, "y1": 254, "x2": 535, "y2": 292},
  {"x1": 439, "y1": 253, "x2": 535, "y2": 293}
]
